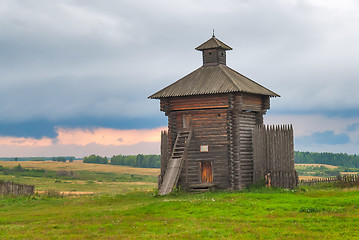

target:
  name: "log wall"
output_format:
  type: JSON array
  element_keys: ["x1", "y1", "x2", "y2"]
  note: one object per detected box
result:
[
  {"x1": 252, "y1": 125, "x2": 298, "y2": 188},
  {"x1": 202, "y1": 49, "x2": 226, "y2": 65},
  {"x1": 238, "y1": 111, "x2": 257, "y2": 188},
  {"x1": 161, "y1": 93, "x2": 271, "y2": 190},
  {"x1": 165, "y1": 94, "x2": 231, "y2": 189},
  {"x1": 176, "y1": 108, "x2": 230, "y2": 189},
  {"x1": 169, "y1": 95, "x2": 228, "y2": 111}
]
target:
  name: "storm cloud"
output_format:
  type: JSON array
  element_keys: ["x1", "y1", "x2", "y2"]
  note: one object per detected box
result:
[{"x1": 1, "y1": 0, "x2": 359, "y2": 156}]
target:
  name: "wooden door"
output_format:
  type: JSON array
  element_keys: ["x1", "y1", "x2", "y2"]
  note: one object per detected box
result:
[{"x1": 200, "y1": 161, "x2": 213, "y2": 183}]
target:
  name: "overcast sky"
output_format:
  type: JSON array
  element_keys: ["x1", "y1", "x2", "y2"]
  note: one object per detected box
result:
[{"x1": 1, "y1": 0, "x2": 359, "y2": 157}]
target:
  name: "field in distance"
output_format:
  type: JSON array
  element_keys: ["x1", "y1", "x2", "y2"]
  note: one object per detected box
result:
[
  {"x1": 0, "y1": 160, "x2": 159, "y2": 194},
  {"x1": 295, "y1": 163, "x2": 338, "y2": 169}
]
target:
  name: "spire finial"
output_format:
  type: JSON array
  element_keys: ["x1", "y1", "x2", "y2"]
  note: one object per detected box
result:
[{"x1": 212, "y1": 29, "x2": 215, "y2": 37}]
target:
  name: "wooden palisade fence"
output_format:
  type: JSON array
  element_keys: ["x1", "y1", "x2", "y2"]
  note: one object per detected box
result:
[
  {"x1": 0, "y1": 180, "x2": 34, "y2": 196},
  {"x1": 158, "y1": 130, "x2": 169, "y2": 189},
  {"x1": 253, "y1": 124, "x2": 299, "y2": 188},
  {"x1": 300, "y1": 175, "x2": 359, "y2": 186}
]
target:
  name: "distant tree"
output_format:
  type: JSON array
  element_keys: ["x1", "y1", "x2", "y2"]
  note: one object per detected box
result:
[
  {"x1": 83, "y1": 154, "x2": 108, "y2": 164},
  {"x1": 52, "y1": 157, "x2": 66, "y2": 162},
  {"x1": 14, "y1": 164, "x2": 24, "y2": 172},
  {"x1": 110, "y1": 154, "x2": 160, "y2": 168}
]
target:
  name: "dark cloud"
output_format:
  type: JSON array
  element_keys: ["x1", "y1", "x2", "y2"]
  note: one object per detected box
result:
[
  {"x1": 1, "y1": 0, "x2": 359, "y2": 137},
  {"x1": 0, "y1": 116, "x2": 166, "y2": 139},
  {"x1": 296, "y1": 131, "x2": 351, "y2": 146}
]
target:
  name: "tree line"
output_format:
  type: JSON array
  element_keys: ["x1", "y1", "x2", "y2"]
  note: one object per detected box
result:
[
  {"x1": 0, "y1": 157, "x2": 78, "y2": 162},
  {"x1": 295, "y1": 151, "x2": 359, "y2": 168},
  {"x1": 52, "y1": 157, "x2": 75, "y2": 162},
  {"x1": 83, "y1": 154, "x2": 161, "y2": 168},
  {"x1": 82, "y1": 151, "x2": 359, "y2": 169}
]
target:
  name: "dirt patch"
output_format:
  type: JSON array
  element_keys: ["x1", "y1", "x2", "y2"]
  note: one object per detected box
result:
[{"x1": 36, "y1": 191, "x2": 94, "y2": 195}]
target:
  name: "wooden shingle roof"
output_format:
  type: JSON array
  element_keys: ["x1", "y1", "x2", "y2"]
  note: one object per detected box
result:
[
  {"x1": 195, "y1": 36, "x2": 233, "y2": 51},
  {"x1": 149, "y1": 65, "x2": 279, "y2": 99}
]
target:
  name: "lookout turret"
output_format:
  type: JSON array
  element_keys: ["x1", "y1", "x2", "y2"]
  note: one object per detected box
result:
[{"x1": 195, "y1": 34, "x2": 232, "y2": 66}]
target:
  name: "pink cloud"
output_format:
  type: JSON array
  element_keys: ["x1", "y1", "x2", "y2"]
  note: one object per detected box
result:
[
  {"x1": 0, "y1": 136, "x2": 53, "y2": 147},
  {"x1": 0, "y1": 126, "x2": 167, "y2": 157},
  {"x1": 56, "y1": 126, "x2": 167, "y2": 146}
]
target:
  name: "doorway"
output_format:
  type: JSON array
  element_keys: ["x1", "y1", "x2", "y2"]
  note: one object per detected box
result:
[{"x1": 200, "y1": 161, "x2": 213, "y2": 183}]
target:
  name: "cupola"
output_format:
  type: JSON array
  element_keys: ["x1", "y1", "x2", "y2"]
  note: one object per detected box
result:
[{"x1": 195, "y1": 33, "x2": 232, "y2": 66}]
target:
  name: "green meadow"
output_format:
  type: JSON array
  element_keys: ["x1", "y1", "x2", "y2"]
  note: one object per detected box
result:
[{"x1": 1, "y1": 161, "x2": 359, "y2": 239}]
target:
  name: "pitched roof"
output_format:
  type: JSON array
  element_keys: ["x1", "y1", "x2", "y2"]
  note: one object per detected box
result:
[
  {"x1": 148, "y1": 65, "x2": 279, "y2": 99},
  {"x1": 195, "y1": 36, "x2": 232, "y2": 51}
]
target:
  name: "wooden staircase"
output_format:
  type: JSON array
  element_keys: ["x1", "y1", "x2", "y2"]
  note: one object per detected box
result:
[{"x1": 159, "y1": 130, "x2": 192, "y2": 195}]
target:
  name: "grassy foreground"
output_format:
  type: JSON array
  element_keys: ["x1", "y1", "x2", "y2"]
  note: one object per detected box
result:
[
  {"x1": 1, "y1": 187, "x2": 359, "y2": 239},
  {"x1": 1, "y1": 161, "x2": 359, "y2": 239}
]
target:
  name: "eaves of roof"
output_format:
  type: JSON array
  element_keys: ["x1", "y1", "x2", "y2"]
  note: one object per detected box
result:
[{"x1": 148, "y1": 65, "x2": 279, "y2": 99}]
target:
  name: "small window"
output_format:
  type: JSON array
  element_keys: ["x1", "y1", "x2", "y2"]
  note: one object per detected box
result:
[
  {"x1": 221, "y1": 52, "x2": 224, "y2": 56},
  {"x1": 200, "y1": 145, "x2": 209, "y2": 152},
  {"x1": 209, "y1": 52, "x2": 212, "y2": 55},
  {"x1": 217, "y1": 114, "x2": 221, "y2": 117}
]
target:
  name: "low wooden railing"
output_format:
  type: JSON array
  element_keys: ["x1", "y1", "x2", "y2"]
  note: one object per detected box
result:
[
  {"x1": 300, "y1": 175, "x2": 359, "y2": 186},
  {"x1": 0, "y1": 180, "x2": 35, "y2": 195}
]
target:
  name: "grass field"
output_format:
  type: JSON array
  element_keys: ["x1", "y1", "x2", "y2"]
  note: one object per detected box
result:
[
  {"x1": 0, "y1": 161, "x2": 159, "y2": 194},
  {"x1": 1, "y1": 161, "x2": 359, "y2": 239},
  {"x1": 1, "y1": 187, "x2": 359, "y2": 239}
]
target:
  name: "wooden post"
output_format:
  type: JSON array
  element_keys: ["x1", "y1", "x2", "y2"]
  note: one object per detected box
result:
[{"x1": 160, "y1": 130, "x2": 169, "y2": 188}]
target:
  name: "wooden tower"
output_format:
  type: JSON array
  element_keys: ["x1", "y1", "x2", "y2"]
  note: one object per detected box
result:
[{"x1": 149, "y1": 34, "x2": 292, "y2": 194}]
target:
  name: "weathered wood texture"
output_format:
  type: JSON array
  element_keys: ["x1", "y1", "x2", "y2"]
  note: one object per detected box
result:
[
  {"x1": 164, "y1": 94, "x2": 231, "y2": 190},
  {"x1": 202, "y1": 49, "x2": 226, "y2": 66},
  {"x1": 169, "y1": 94, "x2": 229, "y2": 111},
  {"x1": 176, "y1": 109, "x2": 230, "y2": 189},
  {"x1": 159, "y1": 130, "x2": 192, "y2": 195},
  {"x1": 253, "y1": 125, "x2": 298, "y2": 188},
  {"x1": 238, "y1": 111, "x2": 257, "y2": 188},
  {"x1": 159, "y1": 130, "x2": 169, "y2": 188},
  {"x1": 161, "y1": 93, "x2": 275, "y2": 191},
  {"x1": 227, "y1": 93, "x2": 238, "y2": 190},
  {"x1": 300, "y1": 175, "x2": 359, "y2": 186},
  {"x1": 0, "y1": 181, "x2": 34, "y2": 195}
]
